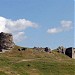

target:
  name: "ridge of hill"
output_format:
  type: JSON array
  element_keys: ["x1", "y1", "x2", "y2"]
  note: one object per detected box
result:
[{"x1": 0, "y1": 45, "x2": 75, "y2": 75}]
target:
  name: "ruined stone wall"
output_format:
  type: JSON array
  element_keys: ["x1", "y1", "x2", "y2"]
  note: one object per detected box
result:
[
  {"x1": 65, "y1": 47, "x2": 75, "y2": 59},
  {"x1": 0, "y1": 32, "x2": 15, "y2": 51},
  {"x1": 65, "y1": 47, "x2": 72, "y2": 58},
  {"x1": 72, "y1": 48, "x2": 75, "y2": 59}
]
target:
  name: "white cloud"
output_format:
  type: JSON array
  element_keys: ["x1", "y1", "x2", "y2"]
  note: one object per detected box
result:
[
  {"x1": 61, "y1": 20, "x2": 72, "y2": 28},
  {"x1": 0, "y1": 16, "x2": 38, "y2": 42},
  {"x1": 47, "y1": 20, "x2": 73, "y2": 34},
  {"x1": 47, "y1": 28, "x2": 62, "y2": 34},
  {"x1": 13, "y1": 32, "x2": 27, "y2": 43}
]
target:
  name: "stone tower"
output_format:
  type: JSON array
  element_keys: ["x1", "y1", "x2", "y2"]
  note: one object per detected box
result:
[{"x1": 0, "y1": 32, "x2": 15, "y2": 52}]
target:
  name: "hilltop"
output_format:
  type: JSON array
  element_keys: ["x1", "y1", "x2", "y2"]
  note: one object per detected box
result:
[
  {"x1": 0, "y1": 45, "x2": 75, "y2": 75},
  {"x1": 0, "y1": 32, "x2": 75, "y2": 75}
]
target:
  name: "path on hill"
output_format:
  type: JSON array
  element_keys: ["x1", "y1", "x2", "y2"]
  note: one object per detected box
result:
[
  {"x1": 18, "y1": 59, "x2": 34, "y2": 62},
  {"x1": 17, "y1": 58, "x2": 41, "y2": 63}
]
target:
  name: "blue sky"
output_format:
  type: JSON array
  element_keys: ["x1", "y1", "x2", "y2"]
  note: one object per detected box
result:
[{"x1": 0, "y1": 0, "x2": 74, "y2": 49}]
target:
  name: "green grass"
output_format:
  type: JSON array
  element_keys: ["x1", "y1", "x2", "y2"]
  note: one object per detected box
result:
[
  {"x1": 0, "y1": 46, "x2": 75, "y2": 75},
  {"x1": 0, "y1": 71, "x2": 7, "y2": 75}
]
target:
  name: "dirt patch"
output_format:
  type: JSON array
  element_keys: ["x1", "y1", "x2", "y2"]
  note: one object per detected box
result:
[{"x1": 18, "y1": 59, "x2": 35, "y2": 63}]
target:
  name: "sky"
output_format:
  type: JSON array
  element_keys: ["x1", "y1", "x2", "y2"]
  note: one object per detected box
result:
[{"x1": 0, "y1": 0, "x2": 74, "y2": 49}]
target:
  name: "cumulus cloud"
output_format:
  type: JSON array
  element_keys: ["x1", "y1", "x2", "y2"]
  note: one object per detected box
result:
[
  {"x1": 0, "y1": 16, "x2": 38, "y2": 42},
  {"x1": 47, "y1": 20, "x2": 73, "y2": 34}
]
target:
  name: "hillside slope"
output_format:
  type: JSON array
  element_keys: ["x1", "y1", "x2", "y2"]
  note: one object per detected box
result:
[{"x1": 0, "y1": 46, "x2": 75, "y2": 75}]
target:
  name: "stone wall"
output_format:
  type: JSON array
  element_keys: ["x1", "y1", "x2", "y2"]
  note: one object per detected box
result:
[
  {"x1": 57, "y1": 46, "x2": 75, "y2": 59},
  {"x1": 72, "y1": 48, "x2": 75, "y2": 59},
  {"x1": 0, "y1": 32, "x2": 15, "y2": 51},
  {"x1": 62, "y1": 47, "x2": 75, "y2": 59},
  {"x1": 65, "y1": 47, "x2": 72, "y2": 58}
]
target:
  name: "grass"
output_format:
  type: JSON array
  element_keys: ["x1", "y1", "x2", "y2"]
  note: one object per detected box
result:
[
  {"x1": 0, "y1": 45, "x2": 75, "y2": 75},
  {"x1": 0, "y1": 71, "x2": 7, "y2": 75}
]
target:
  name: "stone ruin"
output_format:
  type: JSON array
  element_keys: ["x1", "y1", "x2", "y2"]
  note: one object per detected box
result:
[
  {"x1": 33, "y1": 47, "x2": 51, "y2": 53},
  {"x1": 65, "y1": 47, "x2": 75, "y2": 59},
  {"x1": 57, "y1": 46, "x2": 75, "y2": 59},
  {"x1": 57, "y1": 46, "x2": 66, "y2": 54},
  {"x1": 0, "y1": 32, "x2": 15, "y2": 52}
]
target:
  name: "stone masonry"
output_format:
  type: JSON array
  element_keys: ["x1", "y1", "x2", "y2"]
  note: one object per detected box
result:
[
  {"x1": 65, "y1": 47, "x2": 75, "y2": 59},
  {"x1": 0, "y1": 32, "x2": 15, "y2": 52}
]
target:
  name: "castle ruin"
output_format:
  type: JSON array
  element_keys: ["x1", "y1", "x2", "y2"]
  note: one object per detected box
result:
[
  {"x1": 57, "y1": 46, "x2": 75, "y2": 59},
  {"x1": 0, "y1": 32, "x2": 15, "y2": 52},
  {"x1": 65, "y1": 47, "x2": 75, "y2": 59}
]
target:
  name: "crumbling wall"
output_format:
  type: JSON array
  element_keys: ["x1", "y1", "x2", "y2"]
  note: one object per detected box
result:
[
  {"x1": 72, "y1": 48, "x2": 75, "y2": 59},
  {"x1": 0, "y1": 32, "x2": 15, "y2": 51},
  {"x1": 65, "y1": 47, "x2": 72, "y2": 58}
]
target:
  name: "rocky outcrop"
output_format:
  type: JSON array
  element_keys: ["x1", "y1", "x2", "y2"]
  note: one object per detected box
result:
[{"x1": 0, "y1": 32, "x2": 15, "y2": 51}]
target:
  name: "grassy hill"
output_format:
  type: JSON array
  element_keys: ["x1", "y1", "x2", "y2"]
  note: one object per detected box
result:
[{"x1": 0, "y1": 46, "x2": 75, "y2": 75}]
